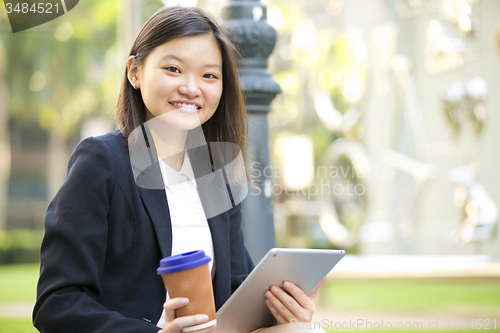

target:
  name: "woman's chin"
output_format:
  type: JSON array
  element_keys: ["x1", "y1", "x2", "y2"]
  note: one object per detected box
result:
[{"x1": 148, "y1": 111, "x2": 204, "y2": 129}]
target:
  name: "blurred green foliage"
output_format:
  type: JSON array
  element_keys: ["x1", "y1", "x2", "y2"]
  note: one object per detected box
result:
[
  {"x1": 1, "y1": 0, "x2": 119, "y2": 139},
  {"x1": 0, "y1": 0, "x2": 164, "y2": 140},
  {"x1": 0, "y1": 229, "x2": 43, "y2": 264}
]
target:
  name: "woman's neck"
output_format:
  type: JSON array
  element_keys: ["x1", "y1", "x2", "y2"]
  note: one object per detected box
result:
[{"x1": 147, "y1": 120, "x2": 187, "y2": 172}]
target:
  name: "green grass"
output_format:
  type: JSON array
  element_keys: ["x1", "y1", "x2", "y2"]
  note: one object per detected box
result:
[
  {"x1": 319, "y1": 278, "x2": 500, "y2": 314},
  {"x1": 0, "y1": 264, "x2": 39, "y2": 332},
  {"x1": 0, "y1": 263, "x2": 39, "y2": 303},
  {"x1": 0, "y1": 317, "x2": 38, "y2": 333},
  {"x1": 1, "y1": 264, "x2": 499, "y2": 332}
]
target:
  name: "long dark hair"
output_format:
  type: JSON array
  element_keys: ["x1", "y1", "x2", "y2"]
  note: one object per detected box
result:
[{"x1": 116, "y1": 7, "x2": 248, "y2": 168}]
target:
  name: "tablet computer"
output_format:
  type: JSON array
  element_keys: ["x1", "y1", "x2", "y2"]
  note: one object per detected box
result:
[{"x1": 214, "y1": 248, "x2": 346, "y2": 333}]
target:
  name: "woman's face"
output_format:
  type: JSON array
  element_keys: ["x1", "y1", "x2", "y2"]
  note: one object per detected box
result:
[{"x1": 129, "y1": 34, "x2": 223, "y2": 131}]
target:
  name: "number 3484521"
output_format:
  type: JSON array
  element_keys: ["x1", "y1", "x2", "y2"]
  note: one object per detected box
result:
[
  {"x1": 444, "y1": 319, "x2": 497, "y2": 330},
  {"x1": 5, "y1": 3, "x2": 61, "y2": 14}
]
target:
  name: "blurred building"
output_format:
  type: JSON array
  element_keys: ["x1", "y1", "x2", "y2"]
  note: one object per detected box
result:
[{"x1": 265, "y1": 0, "x2": 500, "y2": 257}]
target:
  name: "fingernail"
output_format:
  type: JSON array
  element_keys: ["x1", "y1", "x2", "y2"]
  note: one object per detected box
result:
[
  {"x1": 199, "y1": 314, "x2": 209, "y2": 321},
  {"x1": 283, "y1": 281, "x2": 290, "y2": 288}
]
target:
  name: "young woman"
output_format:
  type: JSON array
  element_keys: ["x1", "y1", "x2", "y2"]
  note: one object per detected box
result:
[{"x1": 33, "y1": 6, "x2": 324, "y2": 333}]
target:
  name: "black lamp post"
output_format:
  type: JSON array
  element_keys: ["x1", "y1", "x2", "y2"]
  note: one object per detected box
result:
[{"x1": 219, "y1": 0, "x2": 282, "y2": 263}]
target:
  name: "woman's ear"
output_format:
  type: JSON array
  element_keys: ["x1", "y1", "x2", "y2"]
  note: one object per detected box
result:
[{"x1": 127, "y1": 56, "x2": 140, "y2": 90}]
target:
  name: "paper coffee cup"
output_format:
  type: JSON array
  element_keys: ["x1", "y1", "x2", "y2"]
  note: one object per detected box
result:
[{"x1": 157, "y1": 250, "x2": 216, "y2": 332}]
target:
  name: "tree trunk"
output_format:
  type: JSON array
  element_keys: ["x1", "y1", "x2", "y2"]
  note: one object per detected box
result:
[
  {"x1": 0, "y1": 41, "x2": 11, "y2": 231},
  {"x1": 47, "y1": 56, "x2": 68, "y2": 201}
]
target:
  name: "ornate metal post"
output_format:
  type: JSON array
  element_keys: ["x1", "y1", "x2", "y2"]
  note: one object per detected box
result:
[{"x1": 219, "y1": 0, "x2": 281, "y2": 263}]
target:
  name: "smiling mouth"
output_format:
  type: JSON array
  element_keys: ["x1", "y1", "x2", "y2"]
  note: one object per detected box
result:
[{"x1": 170, "y1": 102, "x2": 202, "y2": 110}]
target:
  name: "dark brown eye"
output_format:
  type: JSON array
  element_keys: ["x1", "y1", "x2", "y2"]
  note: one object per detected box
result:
[
  {"x1": 165, "y1": 67, "x2": 180, "y2": 73},
  {"x1": 204, "y1": 73, "x2": 217, "y2": 79}
]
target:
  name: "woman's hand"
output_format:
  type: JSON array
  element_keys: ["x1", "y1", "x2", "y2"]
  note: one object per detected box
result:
[
  {"x1": 264, "y1": 277, "x2": 326, "y2": 325},
  {"x1": 159, "y1": 298, "x2": 216, "y2": 333}
]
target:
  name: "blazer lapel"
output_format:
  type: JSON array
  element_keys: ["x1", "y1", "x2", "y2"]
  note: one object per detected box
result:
[
  {"x1": 188, "y1": 146, "x2": 234, "y2": 219},
  {"x1": 139, "y1": 186, "x2": 172, "y2": 258},
  {"x1": 207, "y1": 209, "x2": 230, "y2": 301},
  {"x1": 130, "y1": 123, "x2": 172, "y2": 258},
  {"x1": 187, "y1": 145, "x2": 231, "y2": 305}
]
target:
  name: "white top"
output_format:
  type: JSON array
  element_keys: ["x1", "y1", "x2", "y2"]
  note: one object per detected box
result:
[{"x1": 156, "y1": 153, "x2": 215, "y2": 328}]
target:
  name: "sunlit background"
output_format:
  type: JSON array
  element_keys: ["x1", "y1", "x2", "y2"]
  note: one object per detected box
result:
[{"x1": 0, "y1": 0, "x2": 499, "y2": 332}]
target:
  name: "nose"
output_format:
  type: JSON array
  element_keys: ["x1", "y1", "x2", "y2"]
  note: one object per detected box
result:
[{"x1": 178, "y1": 76, "x2": 201, "y2": 99}]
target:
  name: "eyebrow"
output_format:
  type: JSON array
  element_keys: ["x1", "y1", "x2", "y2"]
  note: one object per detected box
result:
[{"x1": 160, "y1": 54, "x2": 222, "y2": 71}]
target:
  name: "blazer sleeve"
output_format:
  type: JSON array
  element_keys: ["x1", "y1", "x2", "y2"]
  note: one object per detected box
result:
[
  {"x1": 228, "y1": 202, "x2": 255, "y2": 293},
  {"x1": 33, "y1": 137, "x2": 160, "y2": 333}
]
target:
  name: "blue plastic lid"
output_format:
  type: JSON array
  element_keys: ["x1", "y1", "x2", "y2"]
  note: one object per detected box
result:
[{"x1": 157, "y1": 250, "x2": 211, "y2": 275}]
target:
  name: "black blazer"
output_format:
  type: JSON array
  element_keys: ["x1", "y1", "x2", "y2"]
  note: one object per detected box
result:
[{"x1": 33, "y1": 130, "x2": 254, "y2": 333}]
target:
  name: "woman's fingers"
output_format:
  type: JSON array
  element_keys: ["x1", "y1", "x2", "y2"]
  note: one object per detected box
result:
[
  {"x1": 162, "y1": 299, "x2": 215, "y2": 333},
  {"x1": 266, "y1": 282, "x2": 320, "y2": 323},
  {"x1": 171, "y1": 314, "x2": 210, "y2": 331},
  {"x1": 163, "y1": 313, "x2": 212, "y2": 333},
  {"x1": 282, "y1": 281, "x2": 315, "y2": 310},
  {"x1": 266, "y1": 287, "x2": 308, "y2": 323},
  {"x1": 264, "y1": 298, "x2": 287, "y2": 325},
  {"x1": 163, "y1": 298, "x2": 189, "y2": 323}
]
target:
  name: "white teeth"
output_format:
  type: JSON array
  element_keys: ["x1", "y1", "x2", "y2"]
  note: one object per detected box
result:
[{"x1": 172, "y1": 102, "x2": 199, "y2": 109}]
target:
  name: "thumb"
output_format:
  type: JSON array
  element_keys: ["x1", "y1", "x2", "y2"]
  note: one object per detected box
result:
[{"x1": 308, "y1": 276, "x2": 327, "y2": 301}]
